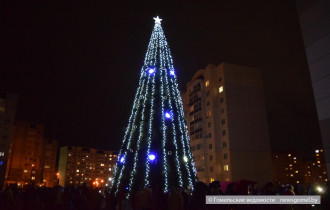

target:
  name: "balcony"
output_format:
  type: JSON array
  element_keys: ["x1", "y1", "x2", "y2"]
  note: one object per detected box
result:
[
  {"x1": 188, "y1": 97, "x2": 201, "y2": 106},
  {"x1": 190, "y1": 118, "x2": 202, "y2": 126},
  {"x1": 189, "y1": 107, "x2": 202, "y2": 116},
  {"x1": 189, "y1": 87, "x2": 202, "y2": 97}
]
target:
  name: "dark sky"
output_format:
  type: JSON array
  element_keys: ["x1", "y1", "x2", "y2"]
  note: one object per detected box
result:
[{"x1": 1, "y1": 0, "x2": 321, "y2": 156}]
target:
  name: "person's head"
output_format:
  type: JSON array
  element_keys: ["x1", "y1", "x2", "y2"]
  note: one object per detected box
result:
[
  {"x1": 209, "y1": 181, "x2": 221, "y2": 192},
  {"x1": 193, "y1": 182, "x2": 209, "y2": 196},
  {"x1": 287, "y1": 185, "x2": 294, "y2": 192}
]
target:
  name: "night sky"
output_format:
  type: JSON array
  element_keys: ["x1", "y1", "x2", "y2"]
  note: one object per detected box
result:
[{"x1": 1, "y1": 1, "x2": 321, "y2": 157}]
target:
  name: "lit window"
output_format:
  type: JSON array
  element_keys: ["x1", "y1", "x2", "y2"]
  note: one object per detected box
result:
[
  {"x1": 205, "y1": 81, "x2": 209, "y2": 87},
  {"x1": 224, "y1": 165, "x2": 229, "y2": 172},
  {"x1": 76, "y1": 169, "x2": 79, "y2": 172},
  {"x1": 109, "y1": 168, "x2": 112, "y2": 171},
  {"x1": 31, "y1": 176, "x2": 35, "y2": 180},
  {"x1": 100, "y1": 163, "x2": 104, "y2": 166},
  {"x1": 206, "y1": 110, "x2": 211, "y2": 117},
  {"x1": 68, "y1": 154, "x2": 71, "y2": 156},
  {"x1": 44, "y1": 165, "x2": 50, "y2": 168},
  {"x1": 219, "y1": 86, "x2": 223, "y2": 93},
  {"x1": 296, "y1": 181, "x2": 300, "y2": 184},
  {"x1": 189, "y1": 106, "x2": 194, "y2": 112},
  {"x1": 315, "y1": 150, "x2": 319, "y2": 153},
  {"x1": 24, "y1": 170, "x2": 28, "y2": 173},
  {"x1": 290, "y1": 174, "x2": 294, "y2": 177},
  {"x1": 288, "y1": 154, "x2": 291, "y2": 157},
  {"x1": 210, "y1": 178, "x2": 215, "y2": 183},
  {"x1": 295, "y1": 171, "x2": 298, "y2": 173},
  {"x1": 0, "y1": 152, "x2": 4, "y2": 156}
]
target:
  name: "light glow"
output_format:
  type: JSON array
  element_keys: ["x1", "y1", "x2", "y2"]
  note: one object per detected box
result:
[
  {"x1": 148, "y1": 68, "x2": 155, "y2": 74},
  {"x1": 316, "y1": 186, "x2": 324, "y2": 193},
  {"x1": 148, "y1": 154, "x2": 156, "y2": 161},
  {"x1": 153, "y1": 16, "x2": 162, "y2": 24},
  {"x1": 165, "y1": 112, "x2": 171, "y2": 119}
]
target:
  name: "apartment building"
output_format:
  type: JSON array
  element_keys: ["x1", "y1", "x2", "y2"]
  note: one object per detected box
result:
[
  {"x1": 41, "y1": 139, "x2": 58, "y2": 187},
  {"x1": 5, "y1": 121, "x2": 58, "y2": 187},
  {"x1": 0, "y1": 91, "x2": 18, "y2": 188},
  {"x1": 182, "y1": 63, "x2": 273, "y2": 185},
  {"x1": 58, "y1": 146, "x2": 117, "y2": 187},
  {"x1": 273, "y1": 149, "x2": 327, "y2": 186},
  {"x1": 6, "y1": 121, "x2": 44, "y2": 185}
]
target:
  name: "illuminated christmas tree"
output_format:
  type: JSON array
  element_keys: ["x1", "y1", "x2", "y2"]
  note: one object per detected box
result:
[{"x1": 111, "y1": 16, "x2": 197, "y2": 198}]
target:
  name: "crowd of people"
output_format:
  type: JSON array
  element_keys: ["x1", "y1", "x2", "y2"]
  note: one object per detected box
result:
[{"x1": 0, "y1": 181, "x2": 329, "y2": 210}]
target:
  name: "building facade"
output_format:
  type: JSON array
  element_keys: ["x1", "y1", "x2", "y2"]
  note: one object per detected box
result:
[
  {"x1": 6, "y1": 121, "x2": 44, "y2": 186},
  {"x1": 272, "y1": 149, "x2": 327, "y2": 186},
  {"x1": 296, "y1": 0, "x2": 330, "y2": 179},
  {"x1": 182, "y1": 63, "x2": 273, "y2": 185},
  {"x1": 41, "y1": 139, "x2": 58, "y2": 187},
  {"x1": 58, "y1": 146, "x2": 117, "y2": 188},
  {"x1": 5, "y1": 121, "x2": 58, "y2": 187},
  {"x1": 272, "y1": 151, "x2": 304, "y2": 185},
  {"x1": 0, "y1": 91, "x2": 18, "y2": 188}
]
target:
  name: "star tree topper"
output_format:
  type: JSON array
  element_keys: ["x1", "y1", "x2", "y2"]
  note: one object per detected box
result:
[{"x1": 153, "y1": 16, "x2": 162, "y2": 24}]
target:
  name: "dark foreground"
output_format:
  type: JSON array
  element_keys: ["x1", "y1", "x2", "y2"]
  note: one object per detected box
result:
[{"x1": 1, "y1": 181, "x2": 329, "y2": 210}]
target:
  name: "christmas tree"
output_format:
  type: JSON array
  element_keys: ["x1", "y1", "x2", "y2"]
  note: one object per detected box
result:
[{"x1": 111, "y1": 16, "x2": 197, "y2": 198}]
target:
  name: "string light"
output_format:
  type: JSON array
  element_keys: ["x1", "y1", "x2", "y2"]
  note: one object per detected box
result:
[{"x1": 111, "y1": 16, "x2": 197, "y2": 195}]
